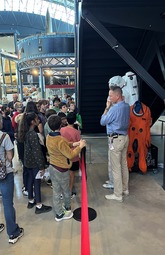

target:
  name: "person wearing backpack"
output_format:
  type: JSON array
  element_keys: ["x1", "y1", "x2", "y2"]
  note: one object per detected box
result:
[{"x1": 0, "y1": 114, "x2": 24, "y2": 244}]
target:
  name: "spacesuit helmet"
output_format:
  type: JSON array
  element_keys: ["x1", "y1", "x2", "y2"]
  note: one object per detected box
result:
[{"x1": 108, "y1": 75, "x2": 126, "y2": 88}]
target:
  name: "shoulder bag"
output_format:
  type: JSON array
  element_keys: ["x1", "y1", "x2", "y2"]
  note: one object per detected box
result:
[{"x1": 0, "y1": 134, "x2": 7, "y2": 180}]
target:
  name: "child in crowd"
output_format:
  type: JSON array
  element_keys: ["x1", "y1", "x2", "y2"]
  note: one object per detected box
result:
[
  {"x1": 46, "y1": 115, "x2": 86, "y2": 222},
  {"x1": 18, "y1": 112, "x2": 52, "y2": 214},
  {"x1": 58, "y1": 112, "x2": 68, "y2": 127},
  {"x1": 52, "y1": 97, "x2": 60, "y2": 113},
  {"x1": 44, "y1": 108, "x2": 57, "y2": 187},
  {"x1": 69, "y1": 102, "x2": 82, "y2": 130},
  {"x1": 60, "y1": 112, "x2": 81, "y2": 198},
  {"x1": 44, "y1": 109, "x2": 57, "y2": 137}
]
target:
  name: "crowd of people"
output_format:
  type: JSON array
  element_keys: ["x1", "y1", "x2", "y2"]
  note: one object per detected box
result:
[
  {"x1": 0, "y1": 92, "x2": 85, "y2": 244},
  {"x1": 0, "y1": 80, "x2": 141, "y2": 244}
]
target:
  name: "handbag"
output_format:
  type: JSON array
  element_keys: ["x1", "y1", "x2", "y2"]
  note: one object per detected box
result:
[{"x1": 0, "y1": 133, "x2": 7, "y2": 180}]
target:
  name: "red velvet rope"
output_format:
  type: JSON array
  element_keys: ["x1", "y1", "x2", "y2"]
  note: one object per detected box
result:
[{"x1": 80, "y1": 152, "x2": 90, "y2": 255}]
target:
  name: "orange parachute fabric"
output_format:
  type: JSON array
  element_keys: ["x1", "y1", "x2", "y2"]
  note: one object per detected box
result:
[{"x1": 127, "y1": 101, "x2": 152, "y2": 173}]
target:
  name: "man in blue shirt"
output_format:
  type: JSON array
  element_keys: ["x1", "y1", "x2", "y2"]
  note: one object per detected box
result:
[{"x1": 100, "y1": 86, "x2": 130, "y2": 202}]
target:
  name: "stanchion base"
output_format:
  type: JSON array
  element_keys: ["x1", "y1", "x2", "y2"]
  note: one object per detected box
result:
[{"x1": 73, "y1": 207, "x2": 97, "y2": 222}]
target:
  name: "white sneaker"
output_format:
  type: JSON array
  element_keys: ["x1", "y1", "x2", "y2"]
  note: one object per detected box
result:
[
  {"x1": 105, "y1": 180, "x2": 110, "y2": 184},
  {"x1": 8, "y1": 228, "x2": 24, "y2": 244},
  {"x1": 105, "y1": 194, "x2": 123, "y2": 202},
  {"x1": 123, "y1": 190, "x2": 129, "y2": 196},
  {"x1": 102, "y1": 183, "x2": 114, "y2": 189},
  {"x1": 55, "y1": 211, "x2": 73, "y2": 222},
  {"x1": 22, "y1": 190, "x2": 28, "y2": 196}
]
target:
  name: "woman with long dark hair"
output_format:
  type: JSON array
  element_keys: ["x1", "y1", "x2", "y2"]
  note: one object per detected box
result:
[
  {"x1": 25, "y1": 101, "x2": 43, "y2": 134},
  {"x1": 25, "y1": 101, "x2": 48, "y2": 165},
  {"x1": 18, "y1": 112, "x2": 52, "y2": 214}
]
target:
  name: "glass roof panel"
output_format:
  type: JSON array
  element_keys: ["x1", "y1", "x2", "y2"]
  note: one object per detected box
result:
[{"x1": 0, "y1": 0, "x2": 75, "y2": 25}]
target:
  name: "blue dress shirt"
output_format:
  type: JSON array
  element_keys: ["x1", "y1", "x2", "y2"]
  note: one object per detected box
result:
[{"x1": 100, "y1": 101, "x2": 130, "y2": 135}]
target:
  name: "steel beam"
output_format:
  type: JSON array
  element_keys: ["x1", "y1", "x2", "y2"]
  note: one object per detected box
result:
[
  {"x1": 140, "y1": 35, "x2": 156, "y2": 71},
  {"x1": 0, "y1": 56, "x2": 5, "y2": 86},
  {"x1": 74, "y1": 0, "x2": 81, "y2": 109},
  {"x1": 18, "y1": 56, "x2": 75, "y2": 71},
  {"x1": 155, "y1": 40, "x2": 165, "y2": 81},
  {"x1": 39, "y1": 67, "x2": 45, "y2": 99},
  {"x1": 82, "y1": 9, "x2": 165, "y2": 100},
  {"x1": 18, "y1": 69, "x2": 23, "y2": 101},
  {"x1": 9, "y1": 60, "x2": 13, "y2": 85}
]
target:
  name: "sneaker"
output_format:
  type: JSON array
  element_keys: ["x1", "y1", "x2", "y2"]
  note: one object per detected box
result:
[
  {"x1": 35, "y1": 204, "x2": 52, "y2": 214},
  {"x1": 46, "y1": 179, "x2": 52, "y2": 186},
  {"x1": 22, "y1": 190, "x2": 28, "y2": 196},
  {"x1": 62, "y1": 205, "x2": 71, "y2": 212},
  {"x1": 105, "y1": 180, "x2": 110, "y2": 184},
  {"x1": 102, "y1": 183, "x2": 114, "y2": 189},
  {"x1": 0, "y1": 223, "x2": 5, "y2": 233},
  {"x1": 78, "y1": 169, "x2": 82, "y2": 177},
  {"x1": 55, "y1": 210, "x2": 73, "y2": 222},
  {"x1": 105, "y1": 194, "x2": 123, "y2": 202},
  {"x1": 123, "y1": 190, "x2": 129, "y2": 196},
  {"x1": 71, "y1": 192, "x2": 76, "y2": 199},
  {"x1": 8, "y1": 228, "x2": 24, "y2": 244},
  {"x1": 27, "y1": 201, "x2": 36, "y2": 209}
]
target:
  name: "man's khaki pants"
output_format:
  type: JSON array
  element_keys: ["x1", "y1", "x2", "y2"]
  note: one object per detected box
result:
[{"x1": 110, "y1": 135, "x2": 129, "y2": 197}]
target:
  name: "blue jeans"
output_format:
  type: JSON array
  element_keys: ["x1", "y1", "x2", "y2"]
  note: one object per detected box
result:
[
  {"x1": 23, "y1": 165, "x2": 29, "y2": 191},
  {"x1": 27, "y1": 167, "x2": 41, "y2": 203},
  {"x1": 0, "y1": 173, "x2": 21, "y2": 237}
]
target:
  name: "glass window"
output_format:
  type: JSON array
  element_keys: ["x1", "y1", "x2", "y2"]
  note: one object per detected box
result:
[{"x1": 1, "y1": 0, "x2": 74, "y2": 25}]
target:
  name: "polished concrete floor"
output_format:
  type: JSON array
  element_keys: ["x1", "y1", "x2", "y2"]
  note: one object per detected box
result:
[{"x1": 0, "y1": 120, "x2": 165, "y2": 255}]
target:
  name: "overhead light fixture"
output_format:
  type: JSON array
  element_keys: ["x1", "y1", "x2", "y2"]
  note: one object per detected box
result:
[
  {"x1": 44, "y1": 69, "x2": 53, "y2": 76},
  {"x1": 32, "y1": 69, "x2": 38, "y2": 75}
]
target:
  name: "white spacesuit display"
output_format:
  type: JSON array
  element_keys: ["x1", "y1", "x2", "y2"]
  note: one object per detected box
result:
[
  {"x1": 122, "y1": 71, "x2": 139, "y2": 106},
  {"x1": 108, "y1": 72, "x2": 139, "y2": 106}
]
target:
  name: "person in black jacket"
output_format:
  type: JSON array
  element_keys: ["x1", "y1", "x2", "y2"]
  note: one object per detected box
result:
[
  {"x1": 1, "y1": 106, "x2": 15, "y2": 144},
  {"x1": 18, "y1": 112, "x2": 52, "y2": 215}
]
